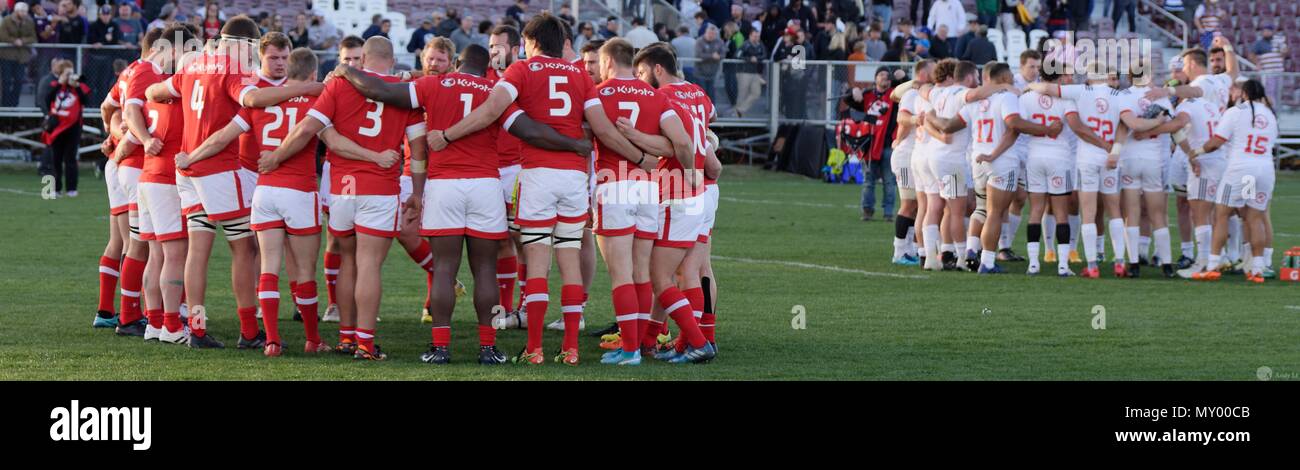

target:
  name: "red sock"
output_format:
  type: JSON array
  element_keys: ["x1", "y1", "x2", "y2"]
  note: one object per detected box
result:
[
  {"x1": 683, "y1": 286, "x2": 709, "y2": 343},
  {"x1": 118, "y1": 256, "x2": 147, "y2": 324},
  {"x1": 237, "y1": 306, "x2": 259, "y2": 341},
  {"x1": 289, "y1": 280, "x2": 298, "y2": 301},
  {"x1": 496, "y1": 256, "x2": 517, "y2": 312},
  {"x1": 323, "y1": 251, "x2": 341, "y2": 305},
  {"x1": 296, "y1": 281, "x2": 321, "y2": 343},
  {"x1": 479, "y1": 324, "x2": 496, "y2": 347},
  {"x1": 524, "y1": 277, "x2": 548, "y2": 352},
  {"x1": 659, "y1": 287, "x2": 707, "y2": 349},
  {"x1": 97, "y1": 256, "x2": 119, "y2": 314},
  {"x1": 634, "y1": 282, "x2": 653, "y2": 347},
  {"x1": 338, "y1": 326, "x2": 355, "y2": 345},
  {"x1": 257, "y1": 273, "x2": 281, "y2": 345},
  {"x1": 611, "y1": 284, "x2": 640, "y2": 353},
  {"x1": 408, "y1": 239, "x2": 434, "y2": 272},
  {"x1": 643, "y1": 320, "x2": 664, "y2": 348},
  {"x1": 356, "y1": 327, "x2": 375, "y2": 352},
  {"x1": 145, "y1": 309, "x2": 163, "y2": 329},
  {"x1": 163, "y1": 311, "x2": 182, "y2": 333},
  {"x1": 561, "y1": 284, "x2": 584, "y2": 351},
  {"x1": 431, "y1": 326, "x2": 450, "y2": 347}
]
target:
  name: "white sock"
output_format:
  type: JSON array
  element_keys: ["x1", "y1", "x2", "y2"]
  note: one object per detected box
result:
[
  {"x1": 1263, "y1": 247, "x2": 1274, "y2": 268},
  {"x1": 955, "y1": 240, "x2": 967, "y2": 258},
  {"x1": 1001, "y1": 214, "x2": 1021, "y2": 250},
  {"x1": 1153, "y1": 227, "x2": 1172, "y2": 266},
  {"x1": 966, "y1": 235, "x2": 980, "y2": 254},
  {"x1": 942, "y1": 243, "x2": 954, "y2": 255},
  {"x1": 1068, "y1": 215, "x2": 1081, "y2": 252},
  {"x1": 1242, "y1": 243, "x2": 1252, "y2": 265},
  {"x1": 1108, "y1": 219, "x2": 1126, "y2": 262},
  {"x1": 1125, "y1": 226, "x2": 1141, "y2": 263},
  {"x1": 1181, "y1": 241, "x2": 1194, "y2": 259},
  {"x1": 981, "y1": 250, "x2": 996, "y2": 270},
  {"x1": 906, "y1": 226, "x2": 917, "y2": 256},
  {"x1": 893, "y1": 238, "x2": 906, "y2": 259},
  {"x1": 1252, "y1": 256, "x2": 1267, "y2": 275},
  {"x1": 1057, "y1": 243, "x2": 1071, "y2": 271},
  {"x1": 1139, "y1": 236, "x2": 1151, "y2": 258},
  {"x1": 1082, "y1": 223, "x2": 1099, "y2": 268},
  {"x1": 1096, "y1": 233, "x2": 1106, "y2": 261},
  {"x1": 1028, "y1": 242, "x2": 1041, "y2": 268},
  {"x1": 1209, "y1": 252, "x2": 1222, "y2": 270},
  {"x1": 1044, "y1": 216, "x2": 1056, "y2": 246},
  {"x1": 1194, "y1": 225, "x2": 1212, "y2": 266},
  {"x1": 923, "y1": 225, "x2": 941, "y2": 261},
  {"x1": 1227, "y1": 215, "x2": 1242, "y2": 261}
]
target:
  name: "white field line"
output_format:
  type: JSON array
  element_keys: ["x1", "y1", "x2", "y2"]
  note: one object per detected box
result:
[
  {"x1": 713, "y1": 255, "x2": 929, "y2": 279},
  {"x1": 0, "y1": 187, "x2": 42, "y2": 196}
]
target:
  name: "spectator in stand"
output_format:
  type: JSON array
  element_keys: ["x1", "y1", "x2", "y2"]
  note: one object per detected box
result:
[
  {"x1": 407, "y1": 18, "x2": 433, "y2": 57},
  {"x1": 735, "y1": 29, "x2": 765, "y2": 117},
  {"x1": 361, "y1": 14, "x2": 382, "y2": 39},
  {"x1": 1069, "y1": 0, "x2": 1090, "y2": 32},
  {"x1": 761, "y1": 4, "x2": 784, "y2": 50},
  {"x1": 653, "y1": 22, "x2": 671, "y2": 42},
  {"x1": 863, "y1": 24, "x2": 887, "y2": 61},
  {"x1": 600, "y1": 15, "x2": 619, "y2": 39},
  {"x1": 911, "y1": 0, "x2": 933, "y2": 28},
  {"x1": 701, "y1": 0, "x2": 730, "y2": 31},
  {"x1": 927, "y1": 27, "x2": 951, "y2": 58},
  {"x1": 976, "y1": 0, "x2": 999, "y2": 28},
  {"x1": 115, "y1": 2, "x2": 143, "y2": 46},
  {"x1": 451, "y1": 16, "x2": 476, "y2": 53},
  {"x1": 731, "y1": 4, "x2": 754, "y2": 38},
  {"x1": 680, "y1": 0, "x2": 703, "y2": 23},
  {"x1": 288, "y1": 13, "x2": 309, "y2": 48},
  {"x1": 782, "y1": 0, "x2": 816, "y2": 34},
  {"x1": 1251, "y1": 24, "x2": 1287, "y2": 102},
  {"x1": 41, "y1": 60, "x2": 89, "y2": 196},
  {"x1": 309, "y1": 13, "x2": 338, "y2": 49},
  {"x1": 870, "y1": 0, "x2": 893, "y2": 31},
  {"x1": 147, "y1": 3, "x2": 175, "y2": 32},
  {"x1": 773, "y1": 28, "x2": 810, "y2": 118},
  {"x1": 696, "y1": 23, "x2": 726, "y2": 105},
  {"x1": 914, "y1": 37, "x2": 932, "y2": 58},
  {"x1": 955, "y1": 14, "x2": 978, "y2": 58},
  {"x1": 1193, "y1": 0, "x2": 1222, "y2": 50},
  {"x1": 672, "y1": 24, "x2": 697, "y2": 81},
  {"x1": 437, "y1": 7, "x2": 459, "y2": 38},
  {"x1": 845, "y1": 68, "x2": 898, "y2": 221},
  {"x1": 200, "y1": 1, "x2": 222, "y2": 40},
  {"x1": 891, "y1": 18, "x2": 916, "y2": 47},
  {"x1": 961, "y1": 25, "x2": 997, "y2": 63},
  {"x1": 1045, "y1": 0, "x2": 1070, "y2": 35},
  {"x1": 1113, "y1": 0, "x2": 1137, "y2": 35},
  {"x1": 53, "y1": 0, "x2": 85, "y2": 64},
  {"x1": 0, "y1": 2, "x2": 37, "y2": 108},
  {"x1": 723, "y1": 21, "x2": 742, "y2": 107},
  {"x1": 85, "y1": 4, "x2": 118, "y2": 103},
  {"x1": 881, "y1": 36, "x2": 912, "y2": 62},
  {"x1": 692, "y1": 11, "x2": 710, "y2": 37},
  {"x1": 557, "y1": 4, "x2": 575, "y2": 29},
  {"x1": 31, "y1": 2, "x2": 57, "y2": 79},
  {"x1": 928, "y1": 0, "x2": 966, "y2": 40},
  {"x1": 573, "y1": 21, "x2": 595, "y2": 52},
  {"x1": 506, "y1": 0, "x2": 527, "y2": 25},
  {"x1": 624, "y1": 16, "x2": 658, "y2": 49}
]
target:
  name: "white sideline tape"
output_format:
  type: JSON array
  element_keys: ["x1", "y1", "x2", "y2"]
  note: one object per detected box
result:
[{"x1": 713, "y1": 255, "x2": 929, "y2": 279}]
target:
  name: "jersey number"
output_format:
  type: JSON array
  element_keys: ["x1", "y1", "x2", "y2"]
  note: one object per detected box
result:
[
  {"x1": 1086, "y1": 117, "x2": 1114, "y2": 143},
  {"x1": 1032, "y1": 113, "x2": 1062, "y2": 140},
  {"x1": 1244, "y1": 135, "x2": 1269, "y2": 155},
  {"x1": 189, "y1": 81, "x2": 205, "y2": 121},
  {"x1": 358, "y1": 99, "x2": 383, "y2": 137},
  {"x1": 548, "y1": 76, "x2": 571, "y2": 117},
  {"x1": 617, "y1": 101, "x2": 640, "y2": 126},
  {"x1": 976, "y1": 119, "x2": 994, "y2": 143},
  {"x1": 459, "y1": 93, "x2": 474, "y2": 117},
  {"x1": 262, "y1": 106, "x2": 300, "y2": 148}
]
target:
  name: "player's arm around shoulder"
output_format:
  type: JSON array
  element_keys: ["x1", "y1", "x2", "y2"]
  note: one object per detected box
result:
[
  {"x1": 437, "y1": 85, "x2": 512, "y2": 149},
  {"x1": 337, "y1": 64, "x2": 415, "y2": 108}
]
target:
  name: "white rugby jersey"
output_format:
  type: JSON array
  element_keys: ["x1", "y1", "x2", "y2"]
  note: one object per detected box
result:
[
  {"x1": 1190, "y1": 73, "x2": 1232, "y2": 112},
  {"x1": 958, "y1": 90, "x2": 1020, "y2": 158},
  {"x1": 1173, "y1": 96, "x2": 1225, "y2": 163},
  {"x1": 1121, "y1": 86, "x2": 1174, "y2": 162},
  {"x1": 1058, "y1": 83, "x2": 1132, "y2": 165},
  {"x1": 894, "y1": 89, "x2": 920, "y2": 157},
  {"x1": 1019, "y1": 90, "x2": 1077, "y2": 162},
  {"x1": 1214, "y1": 101, "x2": 1278, "y2": 168},
  {"x1": 933, "y1": 85, "x2": 972, "y2": 163}
]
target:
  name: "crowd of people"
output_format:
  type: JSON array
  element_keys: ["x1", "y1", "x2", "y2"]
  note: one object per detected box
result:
[
  {"x1": 92, "y1": 9, "x2": 727, "y2": 366},
  {"x1": 870, "y1": 37, "x2": 1281, "y2": 283}
]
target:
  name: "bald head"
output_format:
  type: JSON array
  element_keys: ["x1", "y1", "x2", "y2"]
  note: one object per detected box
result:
[{"x1": 362, "y1": 36, "x2": 395, "y2": 72}]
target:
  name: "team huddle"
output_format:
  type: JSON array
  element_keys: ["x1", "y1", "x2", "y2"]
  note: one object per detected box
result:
[
  {"x1": 91, "y1": 12, "x2": 723, "y2": 366},
  {"x1": 885, "y1": 37, "x2": 1280, "y2": 282}
]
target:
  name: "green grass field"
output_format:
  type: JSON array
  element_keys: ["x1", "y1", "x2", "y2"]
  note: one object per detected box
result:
[{"x1": 2, "y1": 164, "x2": 1299, "y2": 380}]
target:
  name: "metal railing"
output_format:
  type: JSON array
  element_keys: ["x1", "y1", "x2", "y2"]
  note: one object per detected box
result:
[{"x1": 1138, "y1": 0, "x2": 1188, "y2": 48}]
